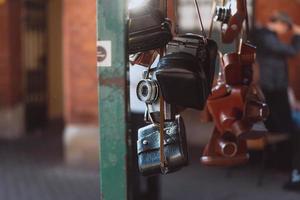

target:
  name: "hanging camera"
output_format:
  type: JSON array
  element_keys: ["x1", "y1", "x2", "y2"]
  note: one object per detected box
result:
[
  {"x1": 137, "y1": 68, "x2": 176, "y2": 123},
  {"x1": 135, "y1": 62, "x2": 188, "y2": 176}
]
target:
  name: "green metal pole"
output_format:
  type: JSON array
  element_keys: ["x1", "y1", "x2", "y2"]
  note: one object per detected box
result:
[{"x1": 97, "y1": 0, "x2": 128, "y2": 199}]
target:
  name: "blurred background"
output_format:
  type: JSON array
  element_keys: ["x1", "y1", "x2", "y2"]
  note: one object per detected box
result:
[{"x1": 1, "y1": 0, "x2": 300, "y2": 200}]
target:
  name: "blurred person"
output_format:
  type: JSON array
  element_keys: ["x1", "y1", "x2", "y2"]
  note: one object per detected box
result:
[{"x1": 253, "y1": 11, "x2": 300, "y2": 191}]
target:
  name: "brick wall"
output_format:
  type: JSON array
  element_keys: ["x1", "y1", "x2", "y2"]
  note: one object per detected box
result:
[
  {"x1": 63, "y1": 0, "x2": 98, "y2": 124},
  {"x1": 0, "y1": 1, "x2": 22, "y2": 108}
]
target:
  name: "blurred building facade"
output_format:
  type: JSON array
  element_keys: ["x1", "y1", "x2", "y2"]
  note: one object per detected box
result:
[{"x1": 0, "y1": 0, "x2": 98, "y2": 166}]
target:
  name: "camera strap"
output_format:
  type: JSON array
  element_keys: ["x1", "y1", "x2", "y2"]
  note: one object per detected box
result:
[
  {"x1": 237, "y1": 0, "x2": 251, "y2": 52},
  {"x1": 193, "y1": 0, "x2": 208, "y2": 40},
  {"x1": 208, "y1": 0, "x2": 217, "y2": 38},
  {"x1": 159, "y1": 94, "x2": 169, "y2": 174},
  {"x1": 159, "y1": 0, "x2": 167, "y2": 18},
  {"x1": 157, "y1": 47, "x2": 169, "y2": 174}
]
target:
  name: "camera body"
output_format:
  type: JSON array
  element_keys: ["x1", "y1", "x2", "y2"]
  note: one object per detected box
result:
[{"x1": 136, "y1": 68, "x2": 176, "y2": 123}]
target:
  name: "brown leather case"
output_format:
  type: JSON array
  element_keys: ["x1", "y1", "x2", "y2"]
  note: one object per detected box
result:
[
  {"x1": 201, "y1": 128, "x2": 249, "y2": 167},
  {"x1": 207, "y1": 85, "x2": 248, "y2": 137},
  {"x1": 130, "y1": 50, "x2": 159, "y2": 67}
]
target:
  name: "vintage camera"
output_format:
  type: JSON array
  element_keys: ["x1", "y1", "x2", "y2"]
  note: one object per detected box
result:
[
  {"x1": 136, "y1": 68, "x2": 176, "y2": 123},
  {"x1": 136, "y1": 68, "x2": 188, "y2": 176}
]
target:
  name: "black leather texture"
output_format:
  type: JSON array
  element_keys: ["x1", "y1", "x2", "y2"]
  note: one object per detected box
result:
[
  {"x1": 155, "y1": 34, "x2": 217, "y2": 110},
  {"x1": 167, "y1": 34, "x2": 218, "y2": 89},
  {"x1": 156, "y1": 52, "x2": 208, "y2": 110}
]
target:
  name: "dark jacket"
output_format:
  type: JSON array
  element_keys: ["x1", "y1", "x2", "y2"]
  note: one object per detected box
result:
[{"x1": 253, "y1": 27, "x2": 300, "y2": 91}]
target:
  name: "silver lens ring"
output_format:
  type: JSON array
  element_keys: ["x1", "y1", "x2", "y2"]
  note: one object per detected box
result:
[{"x1": 136, "y1": 79, "x2": 159, "y2": 104}]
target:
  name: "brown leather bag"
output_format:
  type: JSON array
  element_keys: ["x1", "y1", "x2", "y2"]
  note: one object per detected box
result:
[{"x1": 207, "y1": 85, "x2": 247, "y2": 136}]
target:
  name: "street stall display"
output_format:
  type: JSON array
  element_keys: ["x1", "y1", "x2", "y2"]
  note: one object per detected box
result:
[{"x1": 128, "y1": 0, "x2": 269, "y2": 176}]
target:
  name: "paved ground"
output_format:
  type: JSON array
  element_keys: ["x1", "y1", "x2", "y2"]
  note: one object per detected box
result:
[
  {"x1": 0, "y1": 130, "x2": 299, "y2": 200},
  {"x1": 161, "y1": 148, "x2": 300, "y2": 200},
  {"x1": 0, "y1": 132, "x2": 100, "y2": 200}
]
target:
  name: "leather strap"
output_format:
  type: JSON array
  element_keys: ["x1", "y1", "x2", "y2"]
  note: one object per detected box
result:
[
  {"x1": 131, "y1": 50, "x2": 159, "y2": 68},
  {"x1": 158, "y1": 46, "x2": 168, "y2": 174},
  {"x1": 159, "y1": 0, "x2": 167, "y2": 18},
  {"x1": 159, "y1": 95, "x2": 168, "y2": 174},
  {"x1": 238, "y1": 0, "x2": 250, "y2": 51}
]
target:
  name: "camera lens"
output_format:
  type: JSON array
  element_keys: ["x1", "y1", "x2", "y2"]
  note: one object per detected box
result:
[
  {"x1": 136, "y1": 79, "x2": 159, "y2": 104},
  {"x1": 141, "y1": 85, "x2": 149, "y2": 97}
]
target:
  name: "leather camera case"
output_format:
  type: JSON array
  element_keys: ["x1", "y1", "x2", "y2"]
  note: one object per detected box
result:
[
  {"x1": 155, "y1": 34, "x2": 217, "y2": 110},
  {"x1": 166, "y1": 34, "x2": 218, "y2": 90},
  {"x1": 137, "y1": 116, "x2": 188, "y2": 176},
  {"x1": 156, "y1": 52, "x2": 208, "y2": 110},
  {"x1": 201, "y1": 128, "x2": 249, "y2": 167},
  {"x1": 207, "y1": 84, "x2": 269, "y2": 139},
  {"x1": 128, "y1": 7, "x2": 173, "y2": 54},
  {"x1": 207, "y1": 85, "x2": 247, "y2": 135}
]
